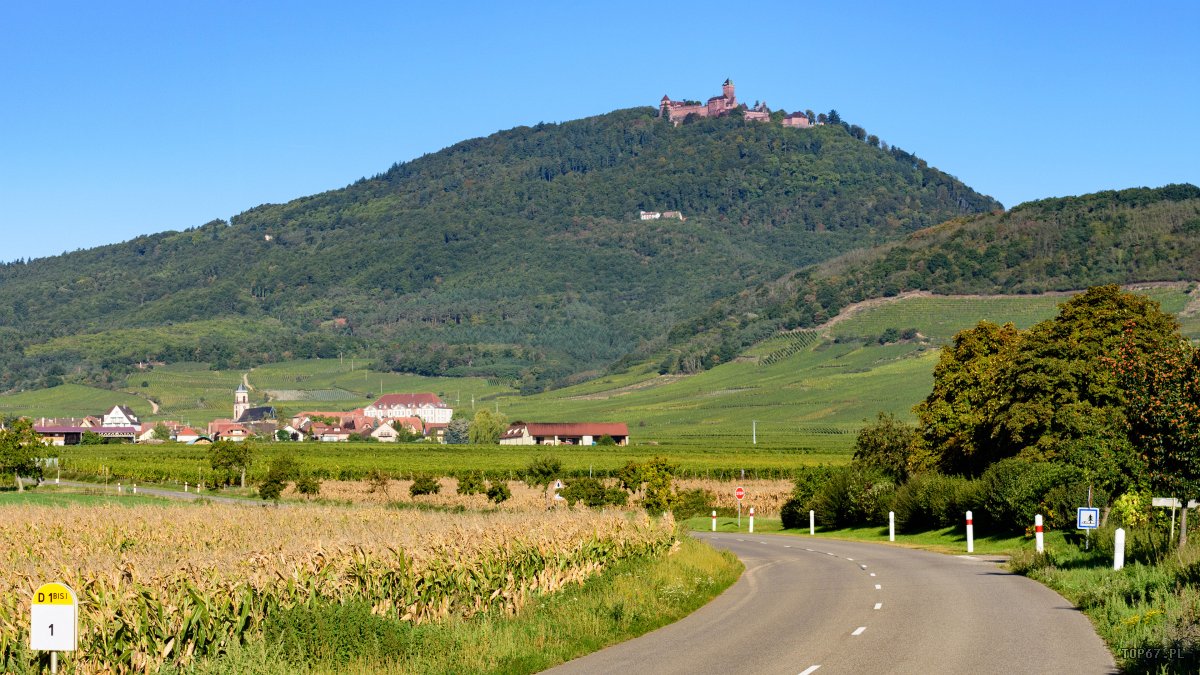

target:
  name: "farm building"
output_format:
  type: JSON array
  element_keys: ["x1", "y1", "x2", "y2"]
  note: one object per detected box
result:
[{"x1": 499, "y1": 422, "x2": 629, "y2": 446}]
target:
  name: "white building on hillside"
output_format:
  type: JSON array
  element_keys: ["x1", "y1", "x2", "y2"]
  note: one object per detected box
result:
[{"x1": 363, "y1": 393, "x2": 452, "y2": 425}]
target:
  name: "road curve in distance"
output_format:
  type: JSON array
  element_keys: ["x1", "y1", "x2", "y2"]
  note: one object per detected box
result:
[{"x1": 545, "y1": 532, "x2": 1116, "y2": 675}]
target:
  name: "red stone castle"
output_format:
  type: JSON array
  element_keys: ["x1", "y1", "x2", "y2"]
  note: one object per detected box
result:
[{"x1": 659, "y1": 78, "x2": 811, "y2": 128}]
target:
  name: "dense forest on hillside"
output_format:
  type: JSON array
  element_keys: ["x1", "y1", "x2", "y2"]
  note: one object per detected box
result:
[
  {"x1": 0, "y1": 107, "x2": 998, "y2": 393},
  {"x1": 660, "y1": 185, "x2": 1200, "y2": 373}
]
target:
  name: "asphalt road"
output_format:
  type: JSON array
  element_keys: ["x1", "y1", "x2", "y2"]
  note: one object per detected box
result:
[{"x1": 547, "y1": 533, "x2": 1116, "y2": 675}]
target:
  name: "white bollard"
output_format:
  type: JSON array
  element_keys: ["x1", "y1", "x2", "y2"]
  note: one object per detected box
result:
[
  {"x1": 132, "y1": 483, "x2": 137, "y2": 495},
  {"x1": 185, "y1": 482, "x2": 189, "y2": 493},
  {"x1": 889, "y1": 511, "x2": 895, "y2": 541},
  {"x1": 117, "y1": 482, "x2": 122, "y2": 494},
  {"x1": 1114, "y1": 528, "x2": 1126, "y2": 570},
  {"x1": 1035, "y1": 514, "x2": 1044, "y2": 553},
  {"x1": 810, "y1": 509, "x2": 815, "y2": 536},
  {"x1": 749, "y1": 507, "x2": 755, "y2": 533},
  {"x1": 711, "y1": 510, "x2": 717, "y2": 532},
  {"x1": 966, "y1": 510, "x2": 975, "y2": 553}
]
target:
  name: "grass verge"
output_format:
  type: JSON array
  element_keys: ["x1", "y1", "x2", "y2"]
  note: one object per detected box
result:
[
  {"x1": 681, "y1": 516, "x2": 1030, "y2": 555},
  {"x1": 173, "y1": 534, "x2": 742, "y2": 674},
  {"x1": 1010, "y1": 530, "x2": 1200, "y2": 674},
  {"x1": 0, "y1": 486, "x2": 173, "y2": 507}
]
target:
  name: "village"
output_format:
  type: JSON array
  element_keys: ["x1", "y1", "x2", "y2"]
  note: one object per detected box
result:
[{"x1": 28, "y1": 385, "x2": 630, "y2": 447}]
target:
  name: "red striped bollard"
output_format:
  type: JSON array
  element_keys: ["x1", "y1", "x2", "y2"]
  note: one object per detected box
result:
[
  {"x1": 749, "y1": 507, "x2": 755, "y2": 533},
  {"x1": 711, "y1": 510, "x2": 717, "y2": 532},
  {"x1": 966, "y1": 510, "x2": 974, "y2": 553},
  {"x1": 1035, "y1": 514, "x2": 1044, "y2": 553}
]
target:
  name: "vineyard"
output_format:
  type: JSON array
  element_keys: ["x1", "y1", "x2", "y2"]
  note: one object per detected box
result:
[
  {"x1": 755, "y1": 331, "x2": 819, "y2": 366},
  {"x1": 0, "y1": 503, "x2": 675, "y2": 674},
  {"x1": 55, "y1": 443, "x2": 844, "y2": 485}
]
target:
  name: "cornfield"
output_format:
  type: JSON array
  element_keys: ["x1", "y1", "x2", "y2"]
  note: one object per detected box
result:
[
  {"x1": 0, "y1": 503, "x2": 674, "y2": 673},
  {"x1": 295, "y1": 478, "x2": 795, "y2": 515}
]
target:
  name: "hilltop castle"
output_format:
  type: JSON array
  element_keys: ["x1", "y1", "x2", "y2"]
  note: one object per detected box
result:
[{"x1": 659, "y1": 79, "x2": 811, "y2": 128}]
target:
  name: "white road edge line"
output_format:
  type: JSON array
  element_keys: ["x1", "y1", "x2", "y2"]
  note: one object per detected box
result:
[
  {"x1": 874, "y1": 602, "x2": 883, "y2": 610},
  {"x1": 852, "y1": 626, "x2": 867, "y2": 636},
  {"x1": 799, "y1": 666, "x2": 821, "y2": 675}
]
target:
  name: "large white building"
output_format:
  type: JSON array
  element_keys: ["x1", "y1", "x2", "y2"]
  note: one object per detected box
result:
[{"x1": 363, "y1": 393, "x2": 452, "y2": 425}]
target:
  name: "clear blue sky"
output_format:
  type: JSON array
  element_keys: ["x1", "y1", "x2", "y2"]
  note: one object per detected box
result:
[{"x1": 3, "y1": 1, "x2": 1197, "y2": 262}]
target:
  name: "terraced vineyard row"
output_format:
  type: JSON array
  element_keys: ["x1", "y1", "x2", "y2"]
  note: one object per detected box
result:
[{"x1": 758, "y1": 331, "x2": 819, "y2": 366}]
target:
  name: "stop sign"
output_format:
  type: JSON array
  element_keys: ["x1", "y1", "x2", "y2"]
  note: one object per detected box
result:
[{"x1": 735, "y1": 486, "x2": 745, "y2": 501}]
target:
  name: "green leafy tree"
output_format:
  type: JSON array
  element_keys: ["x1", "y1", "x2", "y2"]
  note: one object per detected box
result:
[
  {"x1": 0, "y1": 418, "x2": 42, "y2": 491},
  {"x1": 1110, "y1": 334, "x2": 1200, "y2": 502},
  {"x1": 486, "y1": 480, "x2": 512, "y2": 503},
  {"x1": 915, "y1": 321, "x2": 1021, "y2": 476},
  {"x1": 457, "y1": 471, "x2": 485, "y2": 496},
  {"x1": 209, "y1": 439, "x2": 253, "y2": 488},
  {"x1": 469, "y1": 409, "x2": 507, "y2": 445},
  {"x1": 295, "y1": 474, "x2": 321, "y2": 499},
  {"x1": 275, "y1": 429, "x2": 291, "y2": 441},
  {"x1": 640, "y1": 456, "x2": 676, "y2": 516},
  {"x1": 410, "y1": 474, "x2": 441, "y2": 497},
  {"x1": 615, "y1": 460, "x2": 644, "y2": 496},
  {"x1": 258, "y1": 455, "x2": 298, "y2": 501},
  {"x1": 853, "y1": 412, "x2": 927, "y2": 482},
  {"x1": 524, "y1": 455, "x2": 563, "y2": 508},
  {"x1": 152, "y1": 423, "x2": 171, "y2": 441}
]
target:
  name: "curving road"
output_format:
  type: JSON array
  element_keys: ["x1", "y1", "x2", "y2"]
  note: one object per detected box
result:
[{"x1": 547, "y1": 533, "x2": 1116, "y2": 674}]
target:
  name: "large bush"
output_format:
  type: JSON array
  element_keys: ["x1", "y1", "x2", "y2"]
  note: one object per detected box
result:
[
  {"x1": 977, "y1": 458, "x2": 1084, "y2": 532},
  {"x1": 809, "y1": 466, "x2": 894, "y2": 528},
  {"x1": 780, "y1": 465, "x2": 838, "y2": 529},
  {"x1": 890, "y1": 472, "x2": 979, "y2": 532},
  {"x1": 672, "y1": 488, "x2": 714, "y2": 520}
]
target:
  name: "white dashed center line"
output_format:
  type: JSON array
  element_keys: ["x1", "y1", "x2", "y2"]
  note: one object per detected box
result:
[
  {"x1": 875, "y1": 584, "x2": 882, "y2": 590},
  {"x1": 852, "y1": 626, "x2": 867, "y2": 636},
  {"x1": 799, "y1": 665, "x2": 821, "y2": 675},
  {"x1": 874, "y1": 602, "x2": 883, "y2": 610}
]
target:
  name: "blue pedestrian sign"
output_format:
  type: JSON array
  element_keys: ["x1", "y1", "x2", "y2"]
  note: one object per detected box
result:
[{"x1": 1077, "y1": 507, "x2": 1100, "y2": 530}]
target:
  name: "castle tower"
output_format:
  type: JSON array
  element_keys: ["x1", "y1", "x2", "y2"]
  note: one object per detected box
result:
[
  {"x1": 722, "y1": 78, "x2": 735, "y2": 103},
  {"x1": 234, "y1": 383, "x2": 249, "y2": 421}
]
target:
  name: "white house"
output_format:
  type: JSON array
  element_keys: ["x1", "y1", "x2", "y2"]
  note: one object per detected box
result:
[
  {"x1": 363, "y1": 393, "x2": 452, "y2": 425},
  {"x1": 103, "y1": 405, "x2": 140, "y2": 427}
]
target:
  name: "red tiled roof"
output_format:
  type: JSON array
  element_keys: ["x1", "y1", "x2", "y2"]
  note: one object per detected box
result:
[
  {"x1": 371, "y1": 393, "x2": 446, "y2": 408},
  {"x1": 502, "y1": 422, "x2": 628, "y2": 439}
]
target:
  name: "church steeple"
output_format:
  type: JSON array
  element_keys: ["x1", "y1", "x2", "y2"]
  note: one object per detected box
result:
[{"x1": 234, "y1": 383, "x2": 249, "y2": 421}]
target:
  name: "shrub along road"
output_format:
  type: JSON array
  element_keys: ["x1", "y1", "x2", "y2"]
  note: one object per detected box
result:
[{"x1": 548, "y1": 533, "x2": 1116, "y2": 674}]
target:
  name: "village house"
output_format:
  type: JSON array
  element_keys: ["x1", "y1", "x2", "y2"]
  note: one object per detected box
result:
[
  {"x1": 499, "y1": 422, "x2": 630, "y2": 446},
  {"x1": 102, "y1": 405, "x2": 140, "y2": 427}
]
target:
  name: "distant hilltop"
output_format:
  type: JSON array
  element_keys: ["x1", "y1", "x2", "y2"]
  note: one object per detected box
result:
[{"x1": 659, "y1": 78, "x2": 812, "y2": 128}]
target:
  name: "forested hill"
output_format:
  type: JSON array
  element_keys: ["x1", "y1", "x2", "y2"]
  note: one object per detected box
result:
[
  {"x1": 660, "y1": 184, "x2": 1200, "y2": 372},
  {"x1": 0, "y1": 107, "x2": 1000, "y2": 393}
]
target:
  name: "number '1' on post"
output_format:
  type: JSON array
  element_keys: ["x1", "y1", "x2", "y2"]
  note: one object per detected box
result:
[{"x1": 31, "y1": 582, "x2": 78, "y2": 673}]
